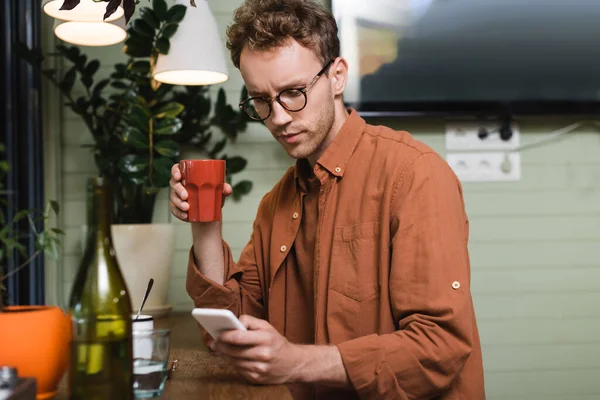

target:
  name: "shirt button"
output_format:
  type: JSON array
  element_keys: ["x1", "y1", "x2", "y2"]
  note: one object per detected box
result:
[
  {"x1": 335, "y1": 167, "x2": 341, "y2": 173},
  {"x1": 280, "y1": 245, "x2": 287, "y2": 252},
  {"x1": 452, "y1": 281, "x2": 461, "y2": 290},
  {"x1": 292, "y1": 212, "x2": 299, "y2": 220}
]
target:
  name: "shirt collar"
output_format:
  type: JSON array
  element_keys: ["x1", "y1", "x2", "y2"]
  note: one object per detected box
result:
[
  {"x1": 316, "y1": 109, "x2": 365, "y2": 178},
  {"x1": 294, "y1": 158, "x2": 312, "y2": 193},
  {"x1": 294, "y1": 108, "x2": 366, "y2": 189}
]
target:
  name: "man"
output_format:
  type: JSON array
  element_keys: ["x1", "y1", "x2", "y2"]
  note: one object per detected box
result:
[{"x1": 169, "y1": 0, "x2": 485, "y2": 399}]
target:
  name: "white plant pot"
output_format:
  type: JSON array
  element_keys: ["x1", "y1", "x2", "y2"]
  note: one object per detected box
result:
[{"x1": 111, "y1": 224, "x2": 175, "y2": 318}]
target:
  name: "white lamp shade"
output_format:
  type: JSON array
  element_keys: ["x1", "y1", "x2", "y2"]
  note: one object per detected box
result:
[
  {"x1": 53, "y1": 18, "x2": 127, "y2": 46},
  {"x1": 153, "y1": 0, "x2": 229, "y2": 86},
  {"x1": 43, "y1": 0, "x2": 124, "y2": 22}
]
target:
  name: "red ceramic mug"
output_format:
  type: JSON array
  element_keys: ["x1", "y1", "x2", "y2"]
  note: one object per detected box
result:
[{"x1": 179, "y1": 159, "x2": 226, "y2": 222}]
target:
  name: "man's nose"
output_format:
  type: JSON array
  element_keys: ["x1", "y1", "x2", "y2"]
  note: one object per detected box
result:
[{"x1": 269, "y1": 100, "x2": 293, "y2": 126}]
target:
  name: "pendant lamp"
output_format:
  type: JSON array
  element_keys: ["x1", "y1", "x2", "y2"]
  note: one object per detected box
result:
[
  {"x1": 43, "y1": 0, "x2": 127, "y2": 46},
  {"x1": 153, "y1": 0, "x2": 228, "y2": 86}
]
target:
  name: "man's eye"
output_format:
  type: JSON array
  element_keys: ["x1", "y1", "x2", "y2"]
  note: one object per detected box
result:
[{"x1": 284, "y1": 89, "x2": 303, "y2": 98}]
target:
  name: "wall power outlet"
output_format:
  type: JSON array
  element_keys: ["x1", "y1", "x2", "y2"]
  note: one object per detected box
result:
[
  {"x1": 445, "y1": 122, "x2": 521, "y2": 151},
  {"x1": 446, "y1": 152, "x2": 521, "y2": 182}
]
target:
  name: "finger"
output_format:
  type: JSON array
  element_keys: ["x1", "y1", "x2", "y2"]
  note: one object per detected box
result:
[
  {"x1": 211, "y1": 341, "x2": 256, "y2": 359},
  {"x1": 171, "y1": 163, "x2": 181, "y2": 181},
  {"x1": 236, "y1": 368, "x2": 264, "y2": 385},
  {"x1": 206, "y1": 337, "x2": 215, "y2": 351},
  {"x1": 223, "y1": 183, "x2": 233, "y2": 197},
  {"x1": 214, "y1": 341, "x2": 274, "y2": 363},
  {"x1": 174, "y1": 183, "x2": 188, "y2": 201},
  {"x1": 169, "y1": 203, "x2": 188, "y2": 221},
  {"x1": 231, "y1": 359, "x2": 268, "y2": 375},
  {"x1": 218, "y1": 329, "x2": 270, "y2": 347},
  {"x1": 239, "y1": 315, "x2": 272, "y2": 331},
  {"x1": 170, "y1": 190, "x2": 189, "y2": 211}
]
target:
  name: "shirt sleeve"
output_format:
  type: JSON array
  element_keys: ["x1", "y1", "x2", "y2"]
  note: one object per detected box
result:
[
  {"x1": 185, "y1": 225, "x2": 266, "y2": 320},
  {"x1": 337, "y1": 152, "x2": 476, "y2": 399}
]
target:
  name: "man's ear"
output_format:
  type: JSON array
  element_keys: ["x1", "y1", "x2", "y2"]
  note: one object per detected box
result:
[{"x1": 329, "y1": 57, "x2": 348, "y2": 96}]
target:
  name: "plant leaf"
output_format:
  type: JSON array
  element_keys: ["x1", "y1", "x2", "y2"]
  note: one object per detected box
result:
[
  {"x1": 122, "y1": 0, "x2": 136, "y2": 23},
  {"x1": 118, "y1": 154, "x2": 148, "y2": 174},
  {"x1": 60, "y1": 67, "x2": 77, "y2": 93},
  {"x1": 226, "y1": 156, "x2": 247, "y2": 175},
  {"x1": 140, "y1": 7, "x2": 160, "y2": 29},
  {"x1": 111, "y1": 81, "x2": 128, "y2": 89},
  {"x1": 128, "y1": 60, "x2": 151, "y2": 75},
  {"x1": 84, "y1": 60, "x2": 100, "y2": 76},
  {"x1": 155, "y1": 38, "x2": 170, "y2": 55},
  {"x1": 57, "y1": 45, "x2": 80, "y2": 64},
  {"x1": 127, "y1": 105, "x2": 151, "y2": 132},
  {"x1": 46, "y1": 240, "x2": 59, "y2": 260},
  {"x1": 232, "y1": 180, "x2": 253, "y2": 199},
  {"x1": 13, "y1": 209, "x2": 30, "y2": 222},
  {"x1": 120, "y1": 170, "x2": 146, "y2": 185},
  {"x1": 154, "y1": 118, "x2": 183, "y2": 135},
  {"x1": 123, "y1": 36, "x2": 153, "y2": 58},
  {"x1": 104, "y1": 0, "x2": 122, "y2": 21},
  {"x1": 76, "y1": 54, "x2": 88, "y2": 69},
  {"x1": 153, "y1": 0, "x2": 169, "y2": 21},
  {"x1": 121, "y1": 126, "x2": 149, "y2": 148},
  {"x1": 154, "y1": 140, "x2": 179, "y2": 158},
  {"x1": 111, "y1": 63, "x2": 127, "y2": 79},
  {"x1": 81, "y1": 75, "x2": 93, "y2": 89},
  {"x1": 240, "y1": 85, "x2": 249, "y2": 102},
  {"x1": 93, "y1": 79, "x2": 110, "y2": 95},
  {"x1": 50, "y1": 200, "x2": 60, "y2": 215},
  {"x1": 167, "y1": 5, "x2": 187, "y2": 23},
  {"x1": 59, "y1": 0, "x2": 81, "y2": 11},
  {"x1": 190, "y1": 0, "x2": 197, "y2": 6},
  {"x1": 152, "y1": 156, "x2": 176, "y2": 186},
  {"x1": 161, "y1": 23, "x2": 179, "y2": 39},
  {"x1": 210, "y1": 139, "x2": 227, "y2": 157},
  {"x1": 132, "y1": 19, "x2": 155, "y2": 37},
  {"x1": 153, "y1": 102, "x2": 184, "y2": 119}
]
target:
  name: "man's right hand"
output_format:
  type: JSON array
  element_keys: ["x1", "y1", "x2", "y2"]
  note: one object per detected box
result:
[{"x1": 169, "y1": 163, "x2": 233, "y2": 222}]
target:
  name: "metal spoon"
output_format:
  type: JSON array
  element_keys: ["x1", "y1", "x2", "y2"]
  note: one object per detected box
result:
[{"x1": 135, "y1": 278, "x2": 154, "y2": 320}]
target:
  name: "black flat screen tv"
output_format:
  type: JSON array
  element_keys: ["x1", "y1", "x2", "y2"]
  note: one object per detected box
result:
[{"x1": 332, "y1": 0, "x2": 600, "y2": 117}]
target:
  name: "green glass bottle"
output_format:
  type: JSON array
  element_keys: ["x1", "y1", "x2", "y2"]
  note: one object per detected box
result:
[{"x1": 68, "y1": 177, "x2": 133, "y2": 400}]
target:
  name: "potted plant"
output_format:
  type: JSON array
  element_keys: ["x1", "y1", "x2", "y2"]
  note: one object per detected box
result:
[
  {"x1": 0, "y1": 142, "x2": 69, "y2": 399},
  {"x1": 15, "y1": 0, "x2": 254, "y2": 316}
]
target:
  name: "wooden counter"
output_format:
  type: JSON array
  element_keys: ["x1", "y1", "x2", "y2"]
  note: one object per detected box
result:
[{"x1": 56, "y1": 312, "x2": 292, "y2": 399}]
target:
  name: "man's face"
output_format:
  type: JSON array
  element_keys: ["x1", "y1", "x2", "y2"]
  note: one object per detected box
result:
[{"x1": 239, "y1": 40, "x2": 336, "y2": 163}]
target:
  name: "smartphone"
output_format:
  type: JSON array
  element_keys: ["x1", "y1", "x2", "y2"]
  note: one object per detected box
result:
[{"x1": 191, "y1": 308, "x2": 247, "y2": 340}]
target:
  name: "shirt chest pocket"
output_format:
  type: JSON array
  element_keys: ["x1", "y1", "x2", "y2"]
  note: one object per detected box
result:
[{"x1": 329, "y1": 222, "x2": 381, "y2": 302}]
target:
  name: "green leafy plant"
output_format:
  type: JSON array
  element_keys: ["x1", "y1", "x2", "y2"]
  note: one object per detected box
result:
[
  {"x1": 0, "y1": 143, "x2": 63, "y2": 312},
  {"x1": 16, "y1": 0, "x2": 253, "y2": 224},
  {"x1": 58, "y1": 0, "x2": 199, "y2": 23}
]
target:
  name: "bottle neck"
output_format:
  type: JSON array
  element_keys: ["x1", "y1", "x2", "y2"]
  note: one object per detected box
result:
[{"x1": 85, "y1": 177, "x2": 114, "y2": 248}]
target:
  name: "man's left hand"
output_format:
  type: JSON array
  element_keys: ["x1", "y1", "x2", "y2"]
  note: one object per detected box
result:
[{"x1": 208, "y1": 315, "x2": 305, "y2": 384}]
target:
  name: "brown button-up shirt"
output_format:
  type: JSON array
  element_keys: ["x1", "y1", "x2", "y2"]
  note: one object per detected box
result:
[
  {"x1": 186, "y1": 110, "x2": 486, "y2": 400},
  {"x1": 283, "y1": 159, "x2": 319, "y2": 347}
]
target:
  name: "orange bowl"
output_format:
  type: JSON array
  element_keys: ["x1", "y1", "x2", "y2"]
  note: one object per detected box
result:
[{"x1": 0, "y1": 305, "x2": 71, "y2": 399}]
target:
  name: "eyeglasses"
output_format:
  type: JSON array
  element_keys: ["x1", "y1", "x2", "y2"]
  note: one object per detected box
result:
[{"x1": 239, "y1": 60, "x2": 334, "y2": 122}]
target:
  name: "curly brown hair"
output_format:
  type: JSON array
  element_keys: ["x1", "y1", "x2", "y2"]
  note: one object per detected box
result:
[{"x1": 226, "y1": 0, "x2": 340, "y2": 68}]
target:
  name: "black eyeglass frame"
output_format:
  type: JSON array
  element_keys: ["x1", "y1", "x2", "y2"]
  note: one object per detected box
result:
[{"x1": 239, "y1": 59, "x2": 335, "y2": 121}]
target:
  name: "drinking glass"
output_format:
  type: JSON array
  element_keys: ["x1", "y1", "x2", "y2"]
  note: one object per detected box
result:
[{"x1": 132, "y1": 329, "x2": 170, "y2": 398}]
